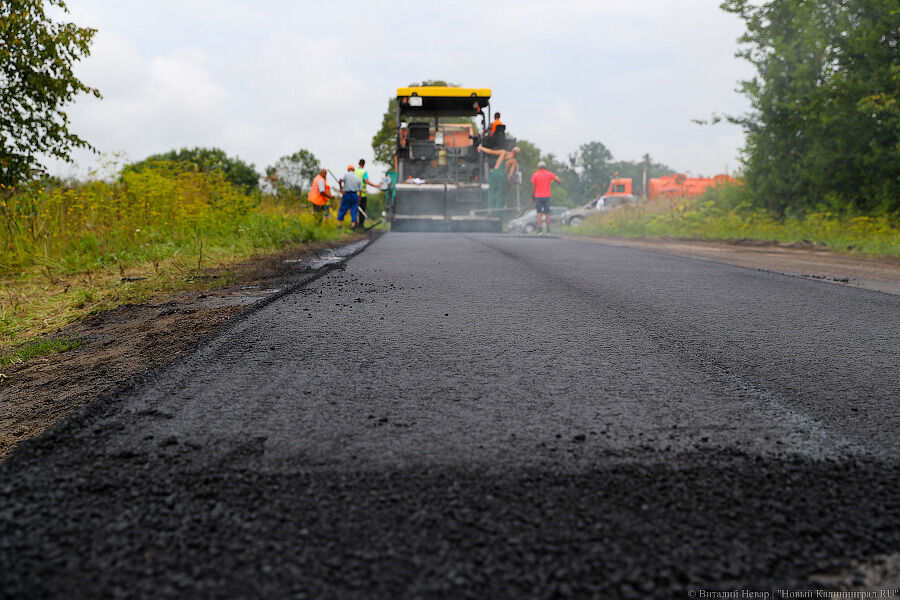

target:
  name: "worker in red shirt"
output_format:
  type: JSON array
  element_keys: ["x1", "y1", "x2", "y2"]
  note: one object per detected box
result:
[{"x1": 530, "y1": 160, "x2": 561, "y2": 234}]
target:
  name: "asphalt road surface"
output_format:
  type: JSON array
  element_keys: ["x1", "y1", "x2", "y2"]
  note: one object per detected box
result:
[{"x1": 2, "y1": 233, "x2": 898, "y2": 599}]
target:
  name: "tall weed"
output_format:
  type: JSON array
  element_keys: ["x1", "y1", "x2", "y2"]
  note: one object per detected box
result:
[
  {"x1": 573, "y1": 185, "x2": 899, "y2": 256},
  {"x1": 0, "y1": 162, "x2": 338, "y2": 275},
  {"x1": 0, "y1": 163, "x2": 346, "y2": 347}
]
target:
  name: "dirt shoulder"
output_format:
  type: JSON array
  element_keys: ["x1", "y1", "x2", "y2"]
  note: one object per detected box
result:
[
  {"x1": 0, "y1": 235, "x2": 371, "y2": 460},
  {"x1": 566, "y1": 234, "x2": 900, "y2": 296}
]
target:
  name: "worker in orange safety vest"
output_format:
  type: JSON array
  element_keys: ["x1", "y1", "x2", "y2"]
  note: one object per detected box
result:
[
  {"x1": 307, "y1": 168, "x2": 333, "y2": 223},
  {"x1": 490, "y1": 112, "x2": 504, "y2": 135}
]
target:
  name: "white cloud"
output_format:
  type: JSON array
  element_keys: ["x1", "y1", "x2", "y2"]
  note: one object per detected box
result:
[
  {"x1": 220, "y1": 31, "x2": 378, "y2": 171},
  {"x1": 519, "y1": 99, "x2": 590, "y2": 161},
  {"x1": 68, "y1": 32, "x2": 227, "y2": 162}
]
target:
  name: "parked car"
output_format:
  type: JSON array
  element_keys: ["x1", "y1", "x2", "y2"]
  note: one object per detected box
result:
[
  {"x1": 561, "y1": 201, "x2": 601, "y2": 227},
  {"x1": 561, "y1": 195, "x2": 639, "y2": 227},
  {"x1": 506, "y1": 206, "x2": 568, "y2": 233}
]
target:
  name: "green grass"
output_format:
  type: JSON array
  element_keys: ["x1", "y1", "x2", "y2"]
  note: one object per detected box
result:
[
  {"x1": 0, "y1": 166, "x2": 356, "y2": 348},
  {"x1": 571, "y1": 185, "x2": 900, "y2": 257},
  {"x1": 0, "y1": 337, "x2": 85, "y2": 367}
]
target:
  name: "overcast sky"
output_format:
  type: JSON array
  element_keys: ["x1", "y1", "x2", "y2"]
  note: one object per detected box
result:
[{"x1": 51, "y1": 0, "x2": 753, "y2": 180}]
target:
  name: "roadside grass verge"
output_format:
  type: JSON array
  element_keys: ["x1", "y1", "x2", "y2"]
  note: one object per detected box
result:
[
  {"x1": 0, "y1": 163, "x2": 352, "y2": 349},
  {"x1": 0, "y1": 337, "x2": 85, "y2": 368},
  {"x1": 570, "y1": 185, "x2": 899, "y2": 257}
]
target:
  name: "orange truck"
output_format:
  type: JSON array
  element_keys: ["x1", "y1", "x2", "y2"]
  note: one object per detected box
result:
[{"x1": 605, "y1": 173, "x2": 737, "y2": 201}]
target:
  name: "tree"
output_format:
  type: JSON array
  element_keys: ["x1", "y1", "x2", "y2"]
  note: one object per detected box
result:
[
  {"x1": 513, "y1": 139, "x2": 542, "y2": 183},
  {"x1": 265, "y1": 148, "x2": 319, "y2": 193},
  {"x1": 371, "y1": 96, "x2": 399, "y2": 167},
  {"x1": 566, "y1": 141, "x2": 614, "y2": 200},
  {"x1": 721, "y1": 0, "x2": 899, "y2": 216},
  {"x1": 126, "y1": 147, "x2": 259, "y2": 192},
  {"x1": 0, "y1": 0, "x2": 101, "y2": 188}
]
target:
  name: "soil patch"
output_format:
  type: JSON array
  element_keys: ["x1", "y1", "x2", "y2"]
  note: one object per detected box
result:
[
  {"x1": 567, "y1": 234, "x2": 900, "y2": 295},
  {"x1": 0, "y1": 235, "x2": 368, "y2": 460}
]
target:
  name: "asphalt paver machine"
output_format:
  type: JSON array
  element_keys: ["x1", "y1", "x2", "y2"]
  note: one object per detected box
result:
[{"x1": 387, "y1": 86, "x2": 514, "y2": 232}]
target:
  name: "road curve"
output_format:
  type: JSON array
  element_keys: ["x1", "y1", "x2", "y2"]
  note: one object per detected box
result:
[{"x1": 2, "y1": 233, "x2": 898, "y2": 598}]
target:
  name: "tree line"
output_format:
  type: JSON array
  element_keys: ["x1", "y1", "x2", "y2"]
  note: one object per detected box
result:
[
  {"x1": 125, "y1": 137, "x2": 673, "y2": 208},
  {"x1": 510, "y1": 140, "x2": 675, "y2": 206}
]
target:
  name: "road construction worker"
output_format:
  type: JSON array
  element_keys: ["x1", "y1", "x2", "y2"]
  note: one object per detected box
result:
[
  {"x1": 483, "y1": 112, "x2": 506, "y2": 149},
  {"x1": 478, "y1": 145, "x2": 519, "y2": 213},
  {"x1": 489, "y1": 112, "x2": 504, "y2": 135},
  {"x1": 355, "y1": 159, "x2": 381, "y2": 229},
  {"x1": 398, "y1": 122, "x2": 408, "y2": 149},
  {"x1": 338, "y1": 164, "x2": 363, "y2": 229},
  {"x1": 307, "y1": 168, "x2": 333, "y2": 224},
  {"x1": 531, "y1": 160, "x2": 562, "y2": 234}
]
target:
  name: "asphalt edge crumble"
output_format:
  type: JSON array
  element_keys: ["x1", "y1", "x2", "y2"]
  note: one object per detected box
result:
[{"x1": 0, "y1": 234, "x2": 379, "y2": 470}]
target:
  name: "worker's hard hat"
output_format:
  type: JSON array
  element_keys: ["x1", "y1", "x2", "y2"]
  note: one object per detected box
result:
[
  {"x1": 347, "y1": 164, "x2": 355, "y2": 171},
  {"x1": 537, "y1": 160, "x2": 546, "y2": 169}
]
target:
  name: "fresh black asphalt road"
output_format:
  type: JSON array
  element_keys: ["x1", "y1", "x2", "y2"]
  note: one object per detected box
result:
[{"x1": 2, "y1": 233, "x2": 898, "y2": 599}]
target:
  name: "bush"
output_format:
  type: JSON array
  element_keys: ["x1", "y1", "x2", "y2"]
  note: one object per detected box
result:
[
  {"x1": 573, "y1": 184, "x2": 900, "y2": 256},
  {"x1": 124, "y1": 147, "x2": 260, "y2": 192}
]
